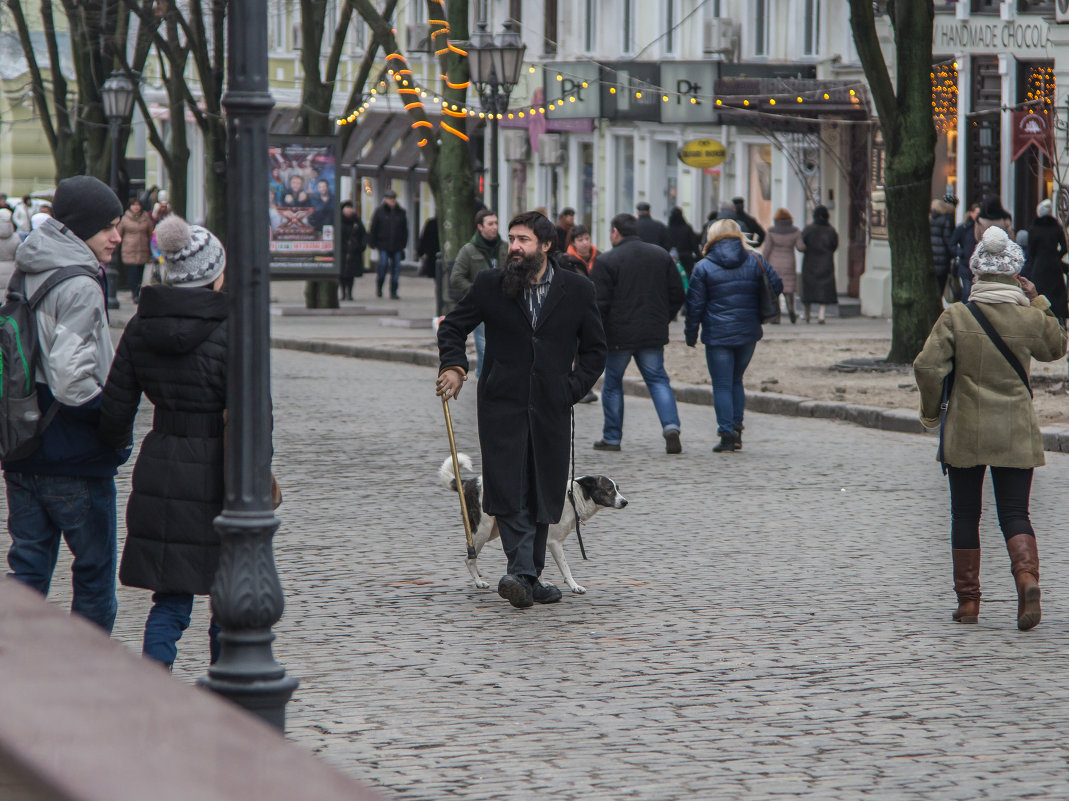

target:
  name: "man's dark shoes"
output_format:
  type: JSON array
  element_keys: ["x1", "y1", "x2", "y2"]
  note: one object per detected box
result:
[
  {"x1": 498, "y1": 574, "x2": 534, "y2": 608},
  {"x1": 532, "y1": 580, "x2": 562, "y2": 604},
  {"x1": 664, "y1": 430, "x2": 682, "y2": 454},
  {"x1": 593, "y1": 439, "x2": 621, "y2": 451}
]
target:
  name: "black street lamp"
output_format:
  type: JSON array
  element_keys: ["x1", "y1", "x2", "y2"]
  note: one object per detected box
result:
[
  {"x1": 196, "y1": 0, "x2": 297, "y2": 731},
  {"x1": 467, "y1": 21, "x2": 526, "y2": 212},
  {"x1": 101, "y1": 71, "x2": 137, "y2": 310}
]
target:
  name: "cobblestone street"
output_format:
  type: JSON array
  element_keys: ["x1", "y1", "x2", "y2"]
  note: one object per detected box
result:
[{"x1": 34, "y1": 348, "x2": 1069, "y2": 799}]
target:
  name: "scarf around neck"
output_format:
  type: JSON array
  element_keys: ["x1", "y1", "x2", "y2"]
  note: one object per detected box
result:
[{"x1": 968, "y1": 280, "x2": 1030, "y2": 306}]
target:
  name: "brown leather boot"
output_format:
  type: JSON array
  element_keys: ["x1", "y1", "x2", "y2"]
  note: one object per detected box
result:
[
  {"x1": 951, "y1": 549, "x2": 981, "y2": 623},
  {"x1": 1006, "y1": 534, "x2": 1041, "y2": 631}
]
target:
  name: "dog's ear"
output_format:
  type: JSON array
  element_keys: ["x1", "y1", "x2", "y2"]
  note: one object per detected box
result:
[{"x1": 575, "y1": 475, "x2": 599, "y2": 495}]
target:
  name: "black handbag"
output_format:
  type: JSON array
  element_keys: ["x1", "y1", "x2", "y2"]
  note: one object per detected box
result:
[
  {"x1": 936, "y1": 366, "x2": 954, "y2": 475},
  {"x1": 756, "y1": 259, "x2": 780, "y2": 323}
]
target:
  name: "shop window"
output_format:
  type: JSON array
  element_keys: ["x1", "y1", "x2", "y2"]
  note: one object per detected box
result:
[
  {"x1": 1017, "y1": 0, "x2": 1055, "y2": 13},
  {"x1": 754, "y1": 0, "x2": 769, "y2": 57},
  {"x1": 615, "y1": 136, "x2": 635, "y2": 216},
  {"x1": 970, "y1": 0, "x2": 999, "y2": 13},
  {"x1": 665, "y1": 0, "x2": 676, "y2": 55},
  {"x1": 623, "y1": 0, "x2": 634, "y2": 54},
  {"x1": 509, "y1": 0, "x2": 522, "y2": 24},
  {"x1": 584, "y1": 0, "x2": 596, "y2": 53},
  {"x1": 933, "y1": 0, "x2": 957, "y2": 11},
  {"x1": 544, "y1": 0, "x2": 557, "y2": 55},
  {"x1": 803, "y1": 0, "x2": 820, "y2": 57}
]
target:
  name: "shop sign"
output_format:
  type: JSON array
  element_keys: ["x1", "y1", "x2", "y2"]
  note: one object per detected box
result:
[
  {"x1": 544, "y1": 62, "x2": 601, "y2": 121},
  {"x1": 678, "y1": 138, "x2": 726, "y2": 169},
  {"x1": 933, "y1": 18, "x2": 1050, "y2": 52},
  {"x1": 1011, "y1": 111, "x2": 1053, "y2": 161},
  {"x1": 660, "y1": 62, "x2": 719, "y2": 124},
  {"x1": 600, "y1": 62, "x2": 662, "y2": 122}
]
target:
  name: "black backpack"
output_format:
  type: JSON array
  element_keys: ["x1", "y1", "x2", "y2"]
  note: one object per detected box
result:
[{"x1": 0, "y1": 266, "x2": 90, "y2": 461}]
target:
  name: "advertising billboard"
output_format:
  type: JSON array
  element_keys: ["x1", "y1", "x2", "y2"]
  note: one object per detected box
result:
[{"x1": 269, "y1": 136, "x2": 339, "y2": 276}]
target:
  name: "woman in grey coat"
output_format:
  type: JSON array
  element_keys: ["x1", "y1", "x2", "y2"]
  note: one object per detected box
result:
[{"x1": 800, "y1": 205, "x2": 839, "y2": 323}]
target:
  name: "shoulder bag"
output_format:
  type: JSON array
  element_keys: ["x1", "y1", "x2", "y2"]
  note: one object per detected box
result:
[
  {"x1": 964, "y1": 302, "x2": 1032, "y2": 398},
  {"x1": 755, "y1": 257, "x2": 780, "y2": 324}
]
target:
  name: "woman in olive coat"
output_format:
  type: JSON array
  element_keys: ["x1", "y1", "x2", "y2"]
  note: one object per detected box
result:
[
  {"x1": 915, "y1": 226, "x2": 1067, "y2": 631},
  {"x1": 799, "y1": 205, "x2": 838, "y2": 323}
]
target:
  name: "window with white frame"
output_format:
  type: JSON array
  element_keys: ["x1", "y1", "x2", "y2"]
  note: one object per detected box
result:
[
  {"x1": 802, "y1": 0, "x2": 820, "y2": 57},
  {"x1": 584, "y1": 0, "x2": 596, "y2": 53},
  {"x1": 350, "y1": 13, "x2": 367, "y2": 54},
  {"x1": 269, "y1": 0, "x2": 286, "y2": 51},
  {"x1": 754, "y1": 0, "x2": 769, "y2": 57},
  {"x1": 622, "y1": 0, "x2": 634, "y2": 53},
  {"x1": 665, "y1": 0, "x2": 676, "y2": 55}
]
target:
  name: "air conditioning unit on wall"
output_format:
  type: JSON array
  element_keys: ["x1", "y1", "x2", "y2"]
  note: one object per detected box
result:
[
  {"x1": 539, "y1": 134, "x2": 564, "y2": 166},
  {"x1": 703, "y1": 19, "x2": 738, "y2": 60},
  {"x1": 406, "y1": 24, "x2": 431, "y2": 53},
  {"x1": 502, "y1": 130, "x2": 528, "y2": 162}
]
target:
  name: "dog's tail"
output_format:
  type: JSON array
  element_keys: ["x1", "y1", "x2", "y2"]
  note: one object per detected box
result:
[{"x1": 438, "y1": 453, "x2": 474, "y2": 491}]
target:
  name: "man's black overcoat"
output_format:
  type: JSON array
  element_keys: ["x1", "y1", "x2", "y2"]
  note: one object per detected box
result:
[{"x1": 437, "y1": 263, "x2": 606, "y2": 524}]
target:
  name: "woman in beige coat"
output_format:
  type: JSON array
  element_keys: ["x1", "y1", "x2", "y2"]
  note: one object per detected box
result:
[
  {"x1": 915, "y1": 226, "x2": 1067, "y2": 630},
  {"x1": 761, "y1": 208, "x2": 803, "y2": 323},
  {"x1": 117, "y1": 197, "x2": 154, "y2": 302}
]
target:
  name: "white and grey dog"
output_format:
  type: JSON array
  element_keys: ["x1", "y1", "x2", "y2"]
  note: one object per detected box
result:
[{"x1": 438, "y1": 454, "x2": 628, "y2": 594}]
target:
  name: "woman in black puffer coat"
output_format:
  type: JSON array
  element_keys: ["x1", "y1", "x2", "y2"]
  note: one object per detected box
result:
[
  {"x1": 99, "y1": 215, "x2": 227, "y2": 670},
  {"x1": 929, "y1": 196, "x2": 956, "y2": 298}
]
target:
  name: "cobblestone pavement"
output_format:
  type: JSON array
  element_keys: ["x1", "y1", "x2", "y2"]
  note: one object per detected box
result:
[{"x1": 29, "y1": 348, "x2": 1069, "y2": 800}]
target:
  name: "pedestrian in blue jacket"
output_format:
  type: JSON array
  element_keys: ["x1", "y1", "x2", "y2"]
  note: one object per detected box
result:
[{"x1": 685, "y1": 218, "x2": 783, "y2": 453}]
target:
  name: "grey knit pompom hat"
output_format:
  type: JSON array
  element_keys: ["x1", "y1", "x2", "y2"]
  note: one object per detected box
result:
[
  {"x1": 154, "y1": 215, "x2": 226, "y2": 288},
  {"x1": 969, "y1": 225, "x2": 1023, "y2": 277}
]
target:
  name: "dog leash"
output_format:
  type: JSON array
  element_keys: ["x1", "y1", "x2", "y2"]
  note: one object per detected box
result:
[{"x1": 568, "y1": 407, "x2": 588, "y2": 560}]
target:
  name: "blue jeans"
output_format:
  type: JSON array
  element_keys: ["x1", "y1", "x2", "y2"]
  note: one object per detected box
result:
[
  {"x1": 705, "y1": 342, "x2": 757, "y2": 435},
  {"x1": 376, "y1": 250, "x2": 403, "y2": 296},
  {"x1": 601, "y1": 347, "x2": 680, "y2": 445},
  {"x1": 474, "y1": 322, "x2": 486, "y2": 378},
  {"x1": 5, "y1": 472, "x2": 117, "y2": 633},
  {"x1": 143, "y1": 592, "x2": 221, "y2": 669}
]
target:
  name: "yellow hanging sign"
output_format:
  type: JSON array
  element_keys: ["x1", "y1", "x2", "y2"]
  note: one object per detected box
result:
[{"x1": 678, "y1": 138, "x2": 726, "y2": 169}]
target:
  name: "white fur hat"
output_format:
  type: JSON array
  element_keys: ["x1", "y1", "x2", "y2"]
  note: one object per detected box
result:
[
  {"x1": 1037, "y1": 199, "x2": 1053, "y2": 218},
  {"x1": 970, "y1": 225, "x2": 1024, "y2": 277}
]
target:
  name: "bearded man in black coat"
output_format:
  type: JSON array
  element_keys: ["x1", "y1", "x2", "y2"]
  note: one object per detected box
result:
[{"x1": 436, "y1": 211, "x2": 607, "y2": 609}]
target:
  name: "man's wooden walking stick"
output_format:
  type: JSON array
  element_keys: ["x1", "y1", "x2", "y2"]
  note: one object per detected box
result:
[{"x1": 441, "y1": 395, "x2": 477, "y2": 560}]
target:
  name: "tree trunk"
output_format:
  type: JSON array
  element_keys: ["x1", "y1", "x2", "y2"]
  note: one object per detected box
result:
[
  {"x1": 431, "y1": 0, "x2": 474, "y2": 274},
  {"x1": 849, "y1": 0, "x2": 941, "y2": 364}
]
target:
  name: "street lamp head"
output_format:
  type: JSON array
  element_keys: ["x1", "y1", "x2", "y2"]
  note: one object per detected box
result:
[
  {"x1": 494, "y1": 21, "x2": 527, "y2": 90},
  {"x1": 467, "y1": 22, "x2": 497, "y2": 87},
  {"x1": 101, "y1": 71, "x2": 138, "y2": 121}
]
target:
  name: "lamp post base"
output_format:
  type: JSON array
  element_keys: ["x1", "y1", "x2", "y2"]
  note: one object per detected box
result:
[{"x1": 199, "y1": 629, "x2": 298, "y2": 731}]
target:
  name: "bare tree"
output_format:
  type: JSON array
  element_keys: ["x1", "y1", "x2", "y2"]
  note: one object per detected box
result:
[{"x1": 848, "y1": 0, "x2": 941, "y2": 363}]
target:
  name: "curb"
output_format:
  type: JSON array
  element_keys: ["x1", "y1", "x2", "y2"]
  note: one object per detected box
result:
[{"x1": 269, "y1": 337, "x2": 1069, "y2": 455}]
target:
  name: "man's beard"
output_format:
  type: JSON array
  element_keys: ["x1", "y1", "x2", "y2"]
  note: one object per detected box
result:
[{"x1": 502, "y1": 252, "x2": 545, "y2": 298}]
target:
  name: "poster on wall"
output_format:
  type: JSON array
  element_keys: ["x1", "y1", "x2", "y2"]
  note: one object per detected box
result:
[{"x1": 268, "y1": 136, "x2": 339, "y2": 277}]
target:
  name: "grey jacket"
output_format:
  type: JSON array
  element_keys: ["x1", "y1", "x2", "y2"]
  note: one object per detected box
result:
[{"x1": 14, "y1": 218, "x2": 113, "y2": 406}]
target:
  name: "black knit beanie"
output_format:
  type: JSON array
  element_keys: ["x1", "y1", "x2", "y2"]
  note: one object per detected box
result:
[{"x1": 52, "y1": 176, "x2": 123, "y2": 242}]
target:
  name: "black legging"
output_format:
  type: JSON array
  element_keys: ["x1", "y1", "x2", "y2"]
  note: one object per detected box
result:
[{"x1": 947, "y1": 465, "x2": 1034, "y2": 549}]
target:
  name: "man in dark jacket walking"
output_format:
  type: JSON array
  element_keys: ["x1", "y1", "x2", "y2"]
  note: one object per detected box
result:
[
  {"x1": 950, "y1": 202, "x2": 980, "y2": 301},
  {"x1": 436, "y1": 211, "x2": 606, "y2": 609},
  {"x1": 929, "y1": 194, "x2": 956, "y2": 299},
  {"x1": 2, "y1": 176, "x2": 128, "y2": 633},
  {"x1": 733, "y1": 197, "x2": 765, "y2": 247},
  {"x1": 368, "y1": 189, "x2": 408, "y2": 299},
  {"x1": 635, "y1": 202, "x2": 671, "y2": 251},
  {"x1": 590, "y1": 214, "x2": 685, "y2": 454},
  {"x1": 448, "y1": 209, "x2": 507, "y2": 373}
]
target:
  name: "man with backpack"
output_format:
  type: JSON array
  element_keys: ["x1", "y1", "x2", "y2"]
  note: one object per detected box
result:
[{"x1": 1, "y1": 175, "x2": 128, "y2": 633}]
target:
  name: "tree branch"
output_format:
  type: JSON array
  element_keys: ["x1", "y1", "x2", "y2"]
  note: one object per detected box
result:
[
  {"x1": 847, "y1": 0, "x2": 898, "y2": 142},
  {"x1": 5, "y1": 0, "x2": 57, "y2": 151}
]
